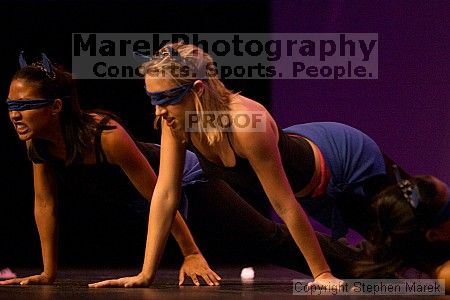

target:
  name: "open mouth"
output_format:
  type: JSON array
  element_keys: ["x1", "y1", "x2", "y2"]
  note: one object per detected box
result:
[
  {"x1": 15, "y1": 123, "x2": 29, "y2": 134},
  {"x1": 165, "y1": 117, "x2": 175, "y2": 127}
]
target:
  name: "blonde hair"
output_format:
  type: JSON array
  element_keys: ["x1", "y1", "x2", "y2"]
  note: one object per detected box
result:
[{"x1": 140, "y1": 42, "x2": 238, "y2": 145}]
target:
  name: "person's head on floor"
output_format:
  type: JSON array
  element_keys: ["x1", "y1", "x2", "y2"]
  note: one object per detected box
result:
[{"x1": 355, "y1": 175, "x2": 449, "y2": 277}]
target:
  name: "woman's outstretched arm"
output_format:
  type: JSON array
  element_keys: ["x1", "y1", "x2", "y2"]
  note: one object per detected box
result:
[
  {"x1": 89, "y1": 120, "x2": 219, "y2": 287},
  {"x1": 233, "y1": 117, "x2": 342, "y2": 285},
  {"x1": 0, "y1": 162, "x2": 58, "y2": 285}
]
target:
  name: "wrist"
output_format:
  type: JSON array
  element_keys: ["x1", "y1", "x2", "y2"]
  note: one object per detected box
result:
[
  {"x1": 314, "y1": 269, "x2": 331, "y2": 280},
  {"x1": 138, "y1": 270, "x2": 155, "y2": 282},
  {"x1": 182, "y1": 247, "x2": 201, "y2": 257},
  {"x1": 41, "y1": 271, "x2": 56, "y2": 282}
]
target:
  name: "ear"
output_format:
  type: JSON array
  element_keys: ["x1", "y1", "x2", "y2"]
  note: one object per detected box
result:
[
  {"x1": 51, "y1": 99, "x2": 63, "y2": 114},
  {"x1": 192, "y1": 80, "x2": 204, "y2": 97},
  {"x1": 426, "y1": 228, "x2": 441, "y2": 242}
]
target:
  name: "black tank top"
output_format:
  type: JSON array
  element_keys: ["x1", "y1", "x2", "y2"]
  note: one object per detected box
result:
[
  {"x1": 28, "y1": 115, "x2": 160, "y2": 168},
  {"x1": 187, "y1": 126, "x2": 315, "y2": 213},
  {"x1": 27, "y1": 115, "x2": 161, "y2": 197}
]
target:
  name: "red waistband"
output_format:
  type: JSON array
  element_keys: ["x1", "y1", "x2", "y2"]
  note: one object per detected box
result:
[{"x1": 311, "y1": 147, "x2": 331, "y2": 198}]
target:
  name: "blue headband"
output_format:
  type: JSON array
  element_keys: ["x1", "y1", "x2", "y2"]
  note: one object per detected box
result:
[
  {"x1": 134, "y1": 44, "x2": 208, "y2": 80},
  {"x1": 393, "y1": 165, "x2": 450, "y2": 226},
  {"x1": 134, "y1": 46, "x2": 195, "y2": 72},
  {"x1": 146, "y1": 82, "x2": 194, "y2": 106},
  {"x1": 19, "y1": 51, "x2": 56, "y2": 80},
  {"x1": 393, "y1": 165, "x2": 421, "y2": 208},
  {"x1": 6, "y1": 99, "x2": 54, "y2": 111}
]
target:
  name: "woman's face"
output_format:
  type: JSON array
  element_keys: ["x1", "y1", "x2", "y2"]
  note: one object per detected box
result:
[
  {"x1": 8, "y1": 79, "x2": 57, "y2": 141},
  {"x1": 145, "y1": 76, "x2": 195, "y2": 132}
]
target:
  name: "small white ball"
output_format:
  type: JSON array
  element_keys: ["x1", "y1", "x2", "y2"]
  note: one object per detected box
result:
[{"x1": 240, "y1": 267, "x2": 255, "y2": 279}]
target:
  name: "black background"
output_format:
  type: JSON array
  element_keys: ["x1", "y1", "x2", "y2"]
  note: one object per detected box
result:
[{"x1": 0, "y1": 0, "x2": 270, "y2": 268}]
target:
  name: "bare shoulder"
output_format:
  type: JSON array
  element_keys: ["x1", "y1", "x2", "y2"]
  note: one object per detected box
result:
[
  {"x1": 99, "y1": 117, "x2": 129, "y2": 143},
  {"x1": 229, "y1": 95, "x2": 268, "y2": 112},
  {"x1": 229, "y1": 96, "x2": 278, "y2": 158},
  {"x1": 96, "y1": 117, "x2": 137, "y2": 164}
]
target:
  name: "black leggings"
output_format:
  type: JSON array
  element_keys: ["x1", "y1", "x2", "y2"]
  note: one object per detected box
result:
[{"x1": 184, "y1": 179, "x2": 362, "y2": 277}]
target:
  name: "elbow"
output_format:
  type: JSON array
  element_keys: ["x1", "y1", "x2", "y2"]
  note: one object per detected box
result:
[
  {"x1": 34, "y1": 198, "x2": 54, "y2": 210},
  {"x1": 151, "y1": 188, "x2": 181, "y2": 213},
  {"x1": 34, "y1": 195, "x2": 56, "y2": 216},
  {"x1": 272, "y1": 200, "x2": 299, "y2": 223}
]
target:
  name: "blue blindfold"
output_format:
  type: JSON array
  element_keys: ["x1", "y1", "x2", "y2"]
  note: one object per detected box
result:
[
  {"x1": 6, "y1": 99, "x2": 54, "y2": 111},
  {"x1": 146, "y1": 82, "x2": 193, "y2": 106}
]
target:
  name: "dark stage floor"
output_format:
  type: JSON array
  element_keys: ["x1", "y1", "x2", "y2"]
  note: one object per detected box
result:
[{"x1": 0, "y1": 266, "x2": 447, "y2": 299}]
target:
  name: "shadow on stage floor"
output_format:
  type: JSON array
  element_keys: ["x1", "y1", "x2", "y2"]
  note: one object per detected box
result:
[
  {"x1": 1, "y1": 266, "x2": 447, "y2": 300},
  {"x1": 0, "y1": 265, "x2": 304, "y2": 299}
]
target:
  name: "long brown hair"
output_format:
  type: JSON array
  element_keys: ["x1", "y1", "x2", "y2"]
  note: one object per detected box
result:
[
  {"x1": 353, "y1": 176, "x2": 449, "y2": 277},
  {"x1": 13, "y1": 61, "x2": 97, "y2": 164}
]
